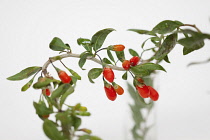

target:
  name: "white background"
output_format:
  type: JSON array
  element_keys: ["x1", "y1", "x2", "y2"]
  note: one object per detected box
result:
[{"x1": 1, "y1": 0, "x2": 210, "y2": 140}]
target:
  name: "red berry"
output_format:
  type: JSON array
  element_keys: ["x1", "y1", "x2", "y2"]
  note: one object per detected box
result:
[
  {"x1": 130, "y1": 56, "x2": 140, "y2": 66},
  {"x1": 103, "y1": 67, "x2": 114, "y2": 83},
  {"x1": 58, "y1": 71, "x2": 72, "y2": 83},
  {"x1": 113, "y1": 84, "x2": 124, "y2": 95},
  {"x1": 148, "y1": 86, "x2": 159, "y2": 101},
  {"x1": 42, "y1": 88, "x2": 51, "y2": 96},
  {"x1": 113, "y1": 45, "x2": 125, "y2": 51},
  {"x1": 136, "y1": 84, "x2": 150, "y2": 98},
  {"x1": 122, "y1": 60, "x2": 130, "y2": 70},
  {"x1": 104, "y1": 84, "x2": 117, "y2": 101}
]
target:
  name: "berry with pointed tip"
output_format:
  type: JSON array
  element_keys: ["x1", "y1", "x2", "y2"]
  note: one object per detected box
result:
[
  {"x1": 136, "y1": 84, "x2": 150, "y2": 98},
  {"x1": 113, "y1": 83, "x2": 124, "y2": 95},
  {"x1": 42, "y1": 88, "x2": 51, "y2": 96},
  {"x1": 58, "y1": 70, "x2": 72, "y2": 83},
  {"x1": 148, "y1": 86, "x2": 159, "y2": 101},
  {"x1": 130, "y1": 56, "x2": 140, "y2": 66},
  {"x1": 103, "y1": 67, "x2": 114, "y2": 83},
  {"x1": 109, "y1": 44, "x2": 125, "y2": 51},
  {"x1": 104, "y1": 84, "x2": 117, "y2": 101}
]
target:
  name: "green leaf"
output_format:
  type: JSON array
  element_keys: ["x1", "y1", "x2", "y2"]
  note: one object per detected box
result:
[
  {"x1": 107, "y1": 49, "x2": 115, "y2": 63},
  {"x1": 49, "y1": 37, "x2": 70, "y2": 51},
  {"x1": 7, "y1": 66, "x2": 41, "y2": 81},
  {"x1": 21, "y1": 77, "x2": 34, "y2": 91},
  {"x1": 139, "y1": 63, "x2": 166, "y2": 72},
  {"x1": 88, "y1": 68, "x2": 103, "y2": 83},
  {"x1": 79, "y1": 52, "x2": 93, "y2": 70},
  {"x1": 128, "y1": 29, "x2": 156, "y2": 36},
  {"x1": 130, "y1": 63, "x2": 166, "y2": 76},
  {"x1": 115, "y1": 51, "x2": 125, "y2": 62},
  {"x1": 77, "y1": 38, "x2": 92, "y2": 52},
  {"x1": 163, "y1": 55, "x2": 170, "y2": 63},
  {"x1": 181, "y1": 38, "x2": 204, "y2": 55},
  {"x1": 122, "y1": 71, "x2": 127, "y2": 80},
  {"x1": 56, "y1": 110, "x2": 72, "y2": 125},
  {"x1": 72, "y1": 116, "x2": 81, "y2": 130},
  {"x1": 70, "y1": 76, "x2": 78, "y2": 85},
  {"x1": 33, "y1": 101, "x2": 53, "y2": 116},
  {"x1": 43, "y1": 119, "x2": 65, "y2": 140},
  {"x1": 129, "y1": 49, "x2": 139, "y2": 57},
  {"x1": 154, "y1": 33, "x2": 177, "y2": 60},
  {"x1": 60, "y1": 86, "x2": 75, "y2": 107},
  {"x1": 66, "y1": 68, "x2": 81, "y2": 80},
  {"x1": 33, "y1": 78, "x2": 54, "y2": 89},
  {"x1": 178, "y1": 29, "x2": 210, "y2": 55},
  {"x1": 51, "y1": 84, "x2": 71, "y2": 100},
  {"x1": 91, "y1": 28, "x2": 115, "y2": 51},
  {"x1": 102, "y1": 58, "x2": 112, "y2": 64},
  {"x1": 152, "y1": 20, "x2": 183, "y2": 34}
]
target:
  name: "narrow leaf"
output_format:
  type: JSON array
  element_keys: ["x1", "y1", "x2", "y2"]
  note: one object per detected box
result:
[
  {"x1": 107, "y1": 49, "x2": 115, "y2": 63},
  {"x1": 129, "y1": 49, "x2": 139, "y2": 57},
  {"x1": 128, "y1": 29, "x2": 156, "y2": 36},
  {"x1": 33, "y1": 78, "x2": 54, "y2": 89},
  {"x1": 102, "y1": 58, "x2": 112, "y2": 64},
  {"x1": 79, "y1": 53, "x2": 92, "y2": 70},
  {"x1": 130, "y1": 63, "x2": 166, "y2": 76},
  {"x1": 60, "y1": 86, "x2": 75, "y2": 106},
  {"x1": 49, "y1": 37, "x2": 70, "y2": 51},
  {"x1": 122, "y1": 71, "x2": 127, "y2": 80},
  {"x1": 138, "y1": 63, "x2": 166, "y2": 72},
  {"x1": 77, "y1": 38, "x2": 92, "y2": 52},
  {"x1": 91, "y1": 28, "x2": 115, "y2": 51},
  {"x1": 21, "y1": 77, "x2": 34, "y2": 91},
  {"x1": 115, "y1": 51, "x2": 125, "y2": 62},
  {"x1": 154, "y1": 33, "x2": 177, "y2": 60},
  {"x1": 88, "y1": 68, "x2": 103, "y2": 83},
  {"x1": 43, "y1": 119, "x2": 65, "y2": 140},
  {"x1": 152, "y1": 20, "x2": 183, "y2": 34},
  {"x1": 67, "y1": 68, "x2": 81, "y2": 80},
  {"x1": 7, "y1": 66, "x2": 41, "y2": 81},
  {"x1": 51, "y1": 84, "x2": 70, "y2": 99},
  {"x1": 163, "y1": 55, "x2": 170, "y2": 63}
]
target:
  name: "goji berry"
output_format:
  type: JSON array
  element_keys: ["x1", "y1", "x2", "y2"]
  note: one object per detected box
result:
[
  {"x1": 58, "y1": 70, "x2": 72, "y2": 83},
  {"x1": 42, "y1": 88, "x2": 51, "y2": 96},
  {"x1": 148, "y1": 86, "x2": 159, "y2": 101},
  {"x1": 113, "y1": 83, "x2": 124, "y2": 95},
  {"x1": 130, "y1": 56, "x2": 140, "y2": 66},
  {"x1": 109, "y1": 44, "x2": 125, "y2": 51},
  {"x1": 103, "y1": 67, "x2": 114, "y2": 83},
  {"x1": 122, "y1": 60, "x2": 130, "y2": 70},
  {"x1": 136, "y1": 84, "x2": 150, "y2": 98},
  {"x1": 104, "y1": 84, "x2": 117, "y2": 101}
]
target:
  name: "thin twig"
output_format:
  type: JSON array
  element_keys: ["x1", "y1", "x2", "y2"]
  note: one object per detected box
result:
[
  {"x1": 181, "y1": 24, "x2": 202, "y2": 33},
  {"x1": 42, "y1": 53, "x2": 125, "y2": 76}
]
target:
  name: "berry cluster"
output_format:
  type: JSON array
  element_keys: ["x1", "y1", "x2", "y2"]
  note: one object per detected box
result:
[
  {"x1": 122, "y1": 56, "x2": 140, "y2": 70},
  {"x1": 103, "y1": 67, "x2": 124, "y2": 101},
  {"x1": 135, "y1": 77, "x2": 159, "y2": 101},
  {"x1": 101, "y1": 45, "x2": 159, "y2": 101}
]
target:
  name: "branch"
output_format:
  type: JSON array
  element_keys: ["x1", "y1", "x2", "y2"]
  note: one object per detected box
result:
[
  {"x1": 42, "y1": 53, "x2": 125, "y2": 76},
  {"x1": 181, "y1": 24, "x2": 202, "y2": 33}
]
